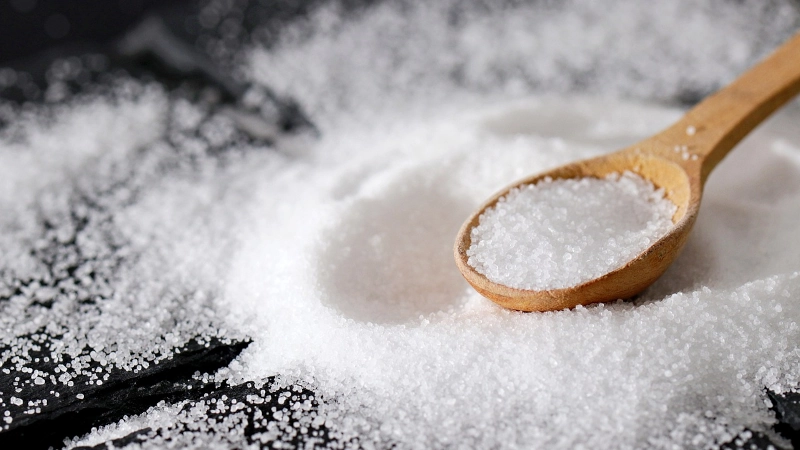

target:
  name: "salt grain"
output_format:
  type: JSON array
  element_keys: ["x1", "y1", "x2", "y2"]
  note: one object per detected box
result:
[
  {"x1": 6, "y1": 1, "x2": 799, "y2": 449},
  {"x1": 219, "y1": 91, "x2": 800, "y2": 449},
  {"x1": 466, "y1": 172, "x2": 675, "y2": 290}
]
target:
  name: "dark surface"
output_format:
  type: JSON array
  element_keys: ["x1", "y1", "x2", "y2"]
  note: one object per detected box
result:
[
  {"x1": 0, "y1": 0, "x2": 188, "y2": 64},
  {"x1": 0, "y1": 337, "x2": 250, "y2": 449},
  {"x1": 0, "y1": 0, "x2": 318, "y2": 134},
  {"x1": 69, "y1": 379, "x2": 337, "y2": 450},
  {"x1": 771, "y1": 391, "x2": 800, "y2": 448}
]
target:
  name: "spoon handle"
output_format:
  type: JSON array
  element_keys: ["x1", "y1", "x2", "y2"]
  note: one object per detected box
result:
[{"x1": 660, "y1": 32, "x2": 800, "y2": 183}]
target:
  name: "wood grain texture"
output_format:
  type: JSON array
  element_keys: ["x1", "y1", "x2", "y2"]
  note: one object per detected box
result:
[{"x1": 455, "y1": 32, "x2": 800, "y2": 312}]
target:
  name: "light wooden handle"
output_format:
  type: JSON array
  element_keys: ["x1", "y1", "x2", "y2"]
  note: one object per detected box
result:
[{"x1": 662, "y1": 32, "x2": 800, "y2": 183}]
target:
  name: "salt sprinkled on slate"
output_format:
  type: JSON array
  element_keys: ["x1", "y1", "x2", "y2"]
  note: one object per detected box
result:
[
  {"x1": 466, "y1": 172, "x2": 676, "y2": 290},
  {"x1": 8, "y1": 0, "x2": 797, "y2": 449},
  {"x1": 0, "y1": 82, "x2": 256, "y2": 445}
]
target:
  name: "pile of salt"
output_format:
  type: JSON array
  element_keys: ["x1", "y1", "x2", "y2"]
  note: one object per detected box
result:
[{"x1": 467, "y1": 171, "x2": 676, "y2": 290}]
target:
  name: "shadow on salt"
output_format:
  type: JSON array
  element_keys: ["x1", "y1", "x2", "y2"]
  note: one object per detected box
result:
[{"x1": 315, "y1": 167, "x2": 473, "y2": 324}]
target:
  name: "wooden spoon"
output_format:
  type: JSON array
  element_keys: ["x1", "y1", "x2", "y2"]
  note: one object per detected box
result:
[{"x1": 454, "y1": 32, "x2": 800, "y2": 312}]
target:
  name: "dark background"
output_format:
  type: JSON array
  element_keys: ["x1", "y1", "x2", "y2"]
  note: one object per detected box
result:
[{"x1": 0, "y1": 0, "x2": 191, "y2": 64}]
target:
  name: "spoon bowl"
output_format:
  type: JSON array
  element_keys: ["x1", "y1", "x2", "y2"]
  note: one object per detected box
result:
[
  {"x1": 455, "y1": 145, "x2": 698, "y2": 311},
  {"x1": 455, "y1": 32, "x2": 800, "y2": 312}
]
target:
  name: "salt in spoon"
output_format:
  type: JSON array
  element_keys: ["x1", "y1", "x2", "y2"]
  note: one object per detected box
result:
[{"x1": 454, "y1": 32, "x2": 800, "y2": 312}]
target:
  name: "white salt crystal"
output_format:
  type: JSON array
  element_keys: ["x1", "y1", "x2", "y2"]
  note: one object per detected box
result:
[
  {"x1": 686, "y1": 125, "x2": 697, "y2": 136},
  {"x1": 466, "y1": 172, "x2": 676, "y2": 290},
  {"x1": 220, "y1": 95, "x2": 800, "y2": 450},
  {"x1": 12, "y1": 1, "x2": 800, "y2": 449}
]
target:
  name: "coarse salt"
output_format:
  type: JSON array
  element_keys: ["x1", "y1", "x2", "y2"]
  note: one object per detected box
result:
[
  {"x1": 466, "y1": 172, "x2": 676, "y2": 290},
  {"x1": 7, "y1": 1, "x2": 796, "y2": 449}
]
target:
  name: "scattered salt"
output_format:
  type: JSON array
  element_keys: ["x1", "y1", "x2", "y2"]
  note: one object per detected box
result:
[
  {"x1": 2, "y1": 1, "x2": 798, "y2": 449},
  {"x1": 466, "y1": 172, "x2": 676, "y2": 290}
]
